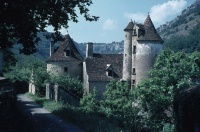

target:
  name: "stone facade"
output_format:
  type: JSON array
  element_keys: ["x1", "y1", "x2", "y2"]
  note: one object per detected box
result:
[
  {"x1": 122, "y1": 28, "x2": 133, "y2": 82},
  {"x1": 135, "y1": 42, "x2": 162, "y2": 84},
  {"x1": 47, "y1": 61, "x2": 82, "y2": 80}
]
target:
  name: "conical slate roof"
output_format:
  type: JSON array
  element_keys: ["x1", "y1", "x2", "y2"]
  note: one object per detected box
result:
[
  {"x1": 124, "y1": 21, "x2": 134, "y2": 31},
  {"x1": 46, "y1": 34, "x2": 83, "y2": 62},
  {"x1": 137, "y1": 15, "x2": 163, "y2": 43}
]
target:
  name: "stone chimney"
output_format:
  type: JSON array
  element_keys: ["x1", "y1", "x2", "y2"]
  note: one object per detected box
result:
[
  {"x1": 86, "y1": 42, "x2": 93, "y2": 58},
  {"x1": 50, "y1": 39, "x2": 55, "y2": 56}
]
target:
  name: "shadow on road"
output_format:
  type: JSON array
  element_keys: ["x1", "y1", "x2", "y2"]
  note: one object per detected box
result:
[{"x1": 16, "y1": 94, "x2": 82, "y2": 132}]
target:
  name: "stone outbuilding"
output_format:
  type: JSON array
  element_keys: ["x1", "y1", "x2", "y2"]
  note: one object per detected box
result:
[
  {"x1": 83, "y1": 47, "x2": 123, "y2": 98},
  {"x1": 46, "y1": 34, "x2": 84, "y2": 80}
]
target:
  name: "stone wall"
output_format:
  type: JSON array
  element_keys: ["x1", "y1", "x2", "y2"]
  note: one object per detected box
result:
[
  {"x1": 122, "y1": 30, "x2": 133, "y2": 81},
  {"x1": 46, "y1": 83, "x2": 80, "y2": 106},
  {"x1": 47, "y1": 61, "x2": 83, "y2": 81},
  {"x1": 135, "y1": 42, "x2": 163, "y2": 85},
  {"x1": 83, "y1": 61, "x2": 89, "y2": 95}
]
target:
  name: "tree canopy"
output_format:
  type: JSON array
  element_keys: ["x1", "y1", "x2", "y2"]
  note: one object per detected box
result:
[
  {"x1": 0, "y1": 0, "x2": 99, "y2": 54},
  {"x1": 136, "y1": 49, "x2": 200, "y2": 131}
]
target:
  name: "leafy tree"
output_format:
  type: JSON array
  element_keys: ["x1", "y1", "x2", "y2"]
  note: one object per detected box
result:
[
  {"x1": 135, "y1": 49, "x2": 200, "y2": 131},
  {"x1": 101, "y1": 80, "x2": 145, "y2": 131},
  {"x1": 80, "y1": 89, "x2": 97, "y2": 113},
  {"x1": 0, "y1": 0, "x2": 99, "y2": 54},
  {"x1": 32, "y1": 66, "x2": 49, "y2": 96},
  {"x1": 103, "y1": 81, "x2": 133, "y2": 117},
  {"x1": 4, "y1": 54, "x2": 48, "y2": 95}
]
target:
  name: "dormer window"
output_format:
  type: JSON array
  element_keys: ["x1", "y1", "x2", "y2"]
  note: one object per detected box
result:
[
  {"x1": 108, "y1": 70, "x2": 113, "y2": 77},
  {"x1": 65, "y1": 50, "x2": 71, "y2": 56},
  {"x1": 64, "y1": 46, "x2": 71, "y2": 56},
  {"x1": 106, "y1": 64, "x2": 114, "y2": 77}
]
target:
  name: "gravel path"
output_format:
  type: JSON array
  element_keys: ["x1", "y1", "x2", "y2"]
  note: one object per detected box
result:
[{"x1": 17, "y1": 94, "x2": 82, "y2": 132}]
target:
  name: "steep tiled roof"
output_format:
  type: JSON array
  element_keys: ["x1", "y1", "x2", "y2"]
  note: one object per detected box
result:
[
  {"x1": 135, "y1": 23, "x2": 144, "y2": 30},
  {"x1": 46, "y1": 34, "x2": 84, "y2": 62},
  {"x1": 124, "y1": 21, "x2": 134, "y2": 31},
  {"x1": 137, "y1": 15, "x2": 163, "y2": 43},
  {"x1": 85, "y1": 54, "x2": 123, "y2": 81}
]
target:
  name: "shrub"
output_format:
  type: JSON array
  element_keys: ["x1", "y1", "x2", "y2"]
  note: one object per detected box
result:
[{"x1": 49, "y1": 74, "x2": 83, "y2": 97}]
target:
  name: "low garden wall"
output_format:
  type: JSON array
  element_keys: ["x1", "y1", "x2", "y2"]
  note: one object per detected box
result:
[{"x1": 46, "y1": 83, "x2": 80, "y2": 106}]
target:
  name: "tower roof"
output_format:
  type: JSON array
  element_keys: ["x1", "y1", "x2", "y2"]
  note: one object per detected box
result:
[
  {"x1": 124, "y1": 21, "x2": 134, "y2": 31},
  {"x1": 137, "y1": 15, "x2": 163, "y2": 43}
]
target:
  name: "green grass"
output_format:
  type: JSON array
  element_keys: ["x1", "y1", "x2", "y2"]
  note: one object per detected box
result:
[{"x1": 26, "y1": 93, "x2": 122, "y2": 132}]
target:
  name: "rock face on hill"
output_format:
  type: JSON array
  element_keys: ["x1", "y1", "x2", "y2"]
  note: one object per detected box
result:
[{"x1": 157, "y1": 0, "x2": 200, "y2": 40}]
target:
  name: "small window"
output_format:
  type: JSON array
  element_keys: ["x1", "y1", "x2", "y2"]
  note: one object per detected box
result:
[
  {"x1": 132, "y1": 68, "x2": 136, "y2": 75},
  {"x1": 65, "y1": 50, "x2": 70, "y2": 56},
  {"x1": 64, "y1": 67, "x2": 68, "y2": 72},
  {"x1": 132, "y1": 80, "x2": 136, "y2": 85},
  {"x1": 108, "y1": 70, "x2": 113, "y2": 77},
  {"x1": 125, "y1": 54, "x2": 127, "y2": 57},
  {"x1": 133, "y1": 46, "x2": 136, "y2": 54}
]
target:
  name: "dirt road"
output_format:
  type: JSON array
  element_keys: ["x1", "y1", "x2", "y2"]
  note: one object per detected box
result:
[{"x1": 16, "y1": 94, "x2": 82, "y2": 132}]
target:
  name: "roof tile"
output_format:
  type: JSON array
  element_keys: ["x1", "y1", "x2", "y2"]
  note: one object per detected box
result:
[
  {"x1": 137, "y1": 15, "x2": 163, "y2": 43},
  {"x1": 85, "y1": 54, "x2": 123, "y2": 81}
]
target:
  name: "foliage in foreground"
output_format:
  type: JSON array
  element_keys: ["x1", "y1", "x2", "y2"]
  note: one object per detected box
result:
[
  {"x1": 1, "y1": 0, "x2": 99, "y2": 54},
  {"x1": 4, "y1": 54, "x2": 48, "y2": 96},
  {"x1": 81, "y1": 49, "x2": 200, "y2": 131},
  {"x1": 135, "y1": 49, "x2": 200, "y2": 131}
]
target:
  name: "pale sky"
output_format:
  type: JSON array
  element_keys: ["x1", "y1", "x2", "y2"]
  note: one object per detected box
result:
[{"x1": 46, "y1": 0, "x2": 196, "y2": 43}]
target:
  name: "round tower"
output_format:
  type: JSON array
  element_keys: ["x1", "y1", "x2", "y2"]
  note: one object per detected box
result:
[
  {"x1": 135, "y1": 15, "x2": 163, "y2": 85},
  {"x1": 122, "y1": 20, "x2": 134, "y2": 81}
]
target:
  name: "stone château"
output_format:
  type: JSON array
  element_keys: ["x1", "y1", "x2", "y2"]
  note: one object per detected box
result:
[{"x1": 46, "y1": 14, "x2": 163, "y2": 98}]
